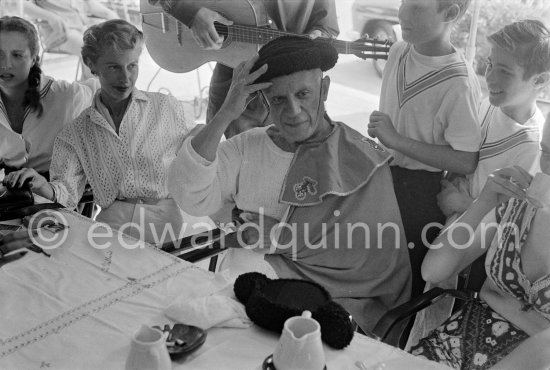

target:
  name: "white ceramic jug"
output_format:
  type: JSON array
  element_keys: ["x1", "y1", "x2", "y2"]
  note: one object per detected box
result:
[
  {"x1": 273, "y1": 311, "x2": 325, "y2": 370},
  {"x1": 125, "y1": 325, "x2": 171, "y2": 370}
]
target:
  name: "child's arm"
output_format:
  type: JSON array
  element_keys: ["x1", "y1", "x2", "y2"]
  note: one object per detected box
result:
[{"x1": 368, "y1": 110, "x2": 478, "y2": 174}]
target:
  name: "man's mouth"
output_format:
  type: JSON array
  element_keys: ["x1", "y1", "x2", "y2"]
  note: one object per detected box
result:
[
  {"x1": 0, "y1": 73, "x2": 14, "y2": 79},
  {"x1": 284, "y1": 121, "x2": 307, "y2": 128},
  {"x1": 114, "y1": 86, "x2": 130, "y2": 92}
]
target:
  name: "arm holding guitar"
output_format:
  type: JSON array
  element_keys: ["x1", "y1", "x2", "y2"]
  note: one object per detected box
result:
[
  {"x1": 189, "y1": 8, "x2": 233, "y2": 49},
  {"x1": 148, "y1": 0, "x2": 199, "y2": 26},
  {"x1": 149, "y1": 0, "x2": 232, "y2": 50},
  {"x1": 307, "y1": 0, "x2": 340, "y2": 38}
]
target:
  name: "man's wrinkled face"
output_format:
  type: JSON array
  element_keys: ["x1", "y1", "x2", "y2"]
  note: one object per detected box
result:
[{"x1": 263, "y1": 69, "x2": 330, "y2": 145}]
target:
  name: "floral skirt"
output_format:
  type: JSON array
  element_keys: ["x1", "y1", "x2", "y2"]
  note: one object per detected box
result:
[{"x1": 409, "y1": 299, "x2": 528, "y2": 370}]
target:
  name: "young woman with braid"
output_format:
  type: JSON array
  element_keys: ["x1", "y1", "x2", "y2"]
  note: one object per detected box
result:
[{"x1": 0, "y1": 16, "x2": 97, "y2": 179}]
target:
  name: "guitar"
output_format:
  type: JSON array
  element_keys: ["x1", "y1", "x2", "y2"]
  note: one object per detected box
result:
[{"x1": 140, "y1": 0, "x2": 392, "y2": 73}]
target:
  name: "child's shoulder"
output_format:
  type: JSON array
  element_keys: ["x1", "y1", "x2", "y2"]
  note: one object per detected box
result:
[{"x1": 388, "y1": 41, "x2": 409, "y2": 56}]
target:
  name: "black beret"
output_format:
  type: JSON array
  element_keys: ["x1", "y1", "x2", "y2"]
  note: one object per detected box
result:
[
  {"x1": 234, "y1": 272, "x2": 354, "y2": 349},
  {"x1": 252, "y1": 35, "x2": 338, "y2": 84}
]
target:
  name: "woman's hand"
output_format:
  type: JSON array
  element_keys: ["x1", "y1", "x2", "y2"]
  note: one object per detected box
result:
[
  {"x1": 3, "y1": 168, "x2": 48, "y2": 191},
  {"x1": 478, "y1": 165, "x2": 532, "y2": 208},
  {"x1": 218, "y1": 56, "x2": 271, "y2": 123},
  {"x1": 2, "y1": 168, "x2": 55, "y2": 201}
]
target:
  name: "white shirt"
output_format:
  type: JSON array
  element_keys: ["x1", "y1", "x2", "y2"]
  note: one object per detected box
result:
[
  {"x1": 379, "y1": 41, "x2": 482, "y2": 171},
  {"x1": 50, "y1": 89, "x2": 195, "y2": 209},
  {"x1": 167, "y1": 127, "x2": 294, "y2": 279},
  {"x1": 0, "y1": 76, "x2": 96, "y2": 173},
  {"x1": 469, "y1": 99, "x2": 544, "y2": 197},
  {"x1": 167, "y1": 126, "x2": 294, "y2": 220}
]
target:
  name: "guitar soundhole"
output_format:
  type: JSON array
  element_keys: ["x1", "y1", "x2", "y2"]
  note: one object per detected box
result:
[{"x1": 214, "y1": 22, "x2": 229, "y2": 38}]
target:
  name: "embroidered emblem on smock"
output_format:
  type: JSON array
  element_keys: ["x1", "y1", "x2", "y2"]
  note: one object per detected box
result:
[{"x1": 293, "y1": 176, "x2": 318, "y2": 200}]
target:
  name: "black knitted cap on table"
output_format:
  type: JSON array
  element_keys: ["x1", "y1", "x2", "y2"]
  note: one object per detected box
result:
[{"x1": 252, "y1": 35, "x2": 339, "y2": 84}]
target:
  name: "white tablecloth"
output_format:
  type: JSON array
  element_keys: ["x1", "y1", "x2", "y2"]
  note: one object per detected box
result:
[{"x1": 0, "y1": 210, "x2": 448, "y2": 369}]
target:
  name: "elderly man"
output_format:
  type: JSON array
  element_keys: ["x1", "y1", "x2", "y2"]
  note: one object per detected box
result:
[{"x1": 167, "y1": 36, "x2": 411, "y2": 334}]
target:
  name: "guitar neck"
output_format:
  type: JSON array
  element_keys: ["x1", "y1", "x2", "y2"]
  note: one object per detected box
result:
[{"x1": 216, "y1": 24, "x2": 391, "y2": 57}]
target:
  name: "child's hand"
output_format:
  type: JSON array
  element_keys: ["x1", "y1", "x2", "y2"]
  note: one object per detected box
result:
[
  {"x1": 368, "y1": 111, "x2": 400, "y2": 149},
  {"x1": 437, "y1": 180, "x2": 473, "y2": 217}
]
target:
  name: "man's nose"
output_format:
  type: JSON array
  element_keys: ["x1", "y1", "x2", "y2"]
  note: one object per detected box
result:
[{"x1": 287, "y1": 98, "x2": 301, "y2": 115}]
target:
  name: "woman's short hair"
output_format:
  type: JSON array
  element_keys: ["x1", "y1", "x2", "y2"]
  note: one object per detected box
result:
[
  {"x1": 489, "y1": 19, "x2": 550, "y2": 79},
  {"x1": 81, "y1": 19, "x2": 143, "y2": 67}
]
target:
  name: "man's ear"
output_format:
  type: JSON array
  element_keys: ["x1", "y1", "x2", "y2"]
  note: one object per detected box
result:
[{"x1": 321, "y1": 75, "x2": 330, "y2": 102}]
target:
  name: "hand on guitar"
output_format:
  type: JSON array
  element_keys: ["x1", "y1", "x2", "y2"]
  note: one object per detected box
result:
[
  {"x1": 191, "y1": 7, "x2": 233, "y2": 49},
  {"x1": 307, "y1": 30, "x2": 323, "y2": 39}
]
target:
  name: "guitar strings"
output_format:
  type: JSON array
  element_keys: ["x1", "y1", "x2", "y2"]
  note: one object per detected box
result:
[{"x1": 213, "y1": 25, "x2": 391, "y2": 57}]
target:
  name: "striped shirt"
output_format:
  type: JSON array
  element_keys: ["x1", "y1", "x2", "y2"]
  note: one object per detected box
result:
[
  {"x1": 379, "y1": 41, "x2": 482, "y2": 171},
  {"x1": 469, "y1": 99, "x2": 544, "y2": 197},
  {"x1": 0, "y1": 76, "x2": 96, "y2": 172},
  {"x1": 50, "y1": 89, "x2": 195, "y2": 209}
]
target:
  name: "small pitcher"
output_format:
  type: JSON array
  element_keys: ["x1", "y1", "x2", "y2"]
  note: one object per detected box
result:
[
  {"x1": 273, "y1": 311, "x2": 325, "y2": 370},
  {"x1": 125, "y1": 325, "x2": 171, "y2": 370}
]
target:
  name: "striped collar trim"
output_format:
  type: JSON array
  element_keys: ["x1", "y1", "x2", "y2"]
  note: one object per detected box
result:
[
  {"x1": 0, "y1": 75, "x2": 53, "y2": 126},
  {"x1": 396, "y1": 45, "x2": 469, "y2": 108}
]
